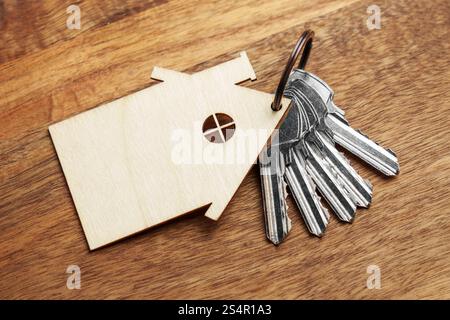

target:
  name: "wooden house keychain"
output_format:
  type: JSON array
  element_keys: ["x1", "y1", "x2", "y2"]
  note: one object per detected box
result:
[{"x1": 49, "y1": 41, "x2": 293, "y2": 249}]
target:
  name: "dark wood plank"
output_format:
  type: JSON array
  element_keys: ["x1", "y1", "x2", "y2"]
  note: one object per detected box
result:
[{"x1": 0, "y1": 0, "x2": 167, "y2": 63}]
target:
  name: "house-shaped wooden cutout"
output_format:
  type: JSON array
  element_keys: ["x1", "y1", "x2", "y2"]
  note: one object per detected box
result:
[{"x1": 49, "y1": 52, "x2": 289, "y2": 249}]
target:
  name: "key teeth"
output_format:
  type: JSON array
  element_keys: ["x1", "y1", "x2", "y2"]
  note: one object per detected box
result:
[
  {"x1": 300, "y1": 161, "x2": 330, "y2": 237},
  {"x1": 286, "y1": 213, "x2": 292, "y2": 230},
  {"x1": 365, "y1": 179, "x2": 373, "y2": 190},
  {"x1": 329, "y1": 113, "x2": 349, "y2": 126},
  {"x1": 321, "y1": 202, "x2": 330, "y2": 220},
  {"x1": 283, "y1": 179, "x2": 292, "y2": 235},
  {"x1": 387, "y1": 148, "x2": 398, "y2": 158},
  {"x1": 309, "y1": 182, "x2": 330, "y2": 236},
  {"x1": 267, "y1": 178, "x2": 291, "y2": 246},
  {"x1": 356, "y1": 128, "x2": 390, "y2": 151},
  {"x1": 274, "y1": 71, "x2": 400, "y2": 242},
  {"x1": 322, "y1": 159, "x2": 357, "y2": 223},
  {"x1": 282, "y1": 178, "x2": 289, "y2": 196},
  {"x1": 315, "y1": 193, "x2": 331, "y2": 222},
  {"x1": 331, "y1": 103, "x2": 345, "y2": 116},
  {"x1": 339, "y1": 151, "x2": 351, "y2": 165},
  {"x1": 356, "y1": 129, "x2": 369, "y2": 139}
]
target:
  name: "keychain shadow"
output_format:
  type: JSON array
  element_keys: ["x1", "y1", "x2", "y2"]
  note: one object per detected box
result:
[
  {"x1": 90, "y1": 203, "x2": 220, "y2": 252},
  {"x1": 105, "y1": 166, "x2": 267, "y2": 251}
]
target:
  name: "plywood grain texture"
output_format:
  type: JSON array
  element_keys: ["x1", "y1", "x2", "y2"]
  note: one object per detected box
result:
[
  {"x1": 49, "y1": 52, "x2": 288, "y2": 249},
  {"x1": 1, "y1": 0, "x2": 449, "y2": 299}
]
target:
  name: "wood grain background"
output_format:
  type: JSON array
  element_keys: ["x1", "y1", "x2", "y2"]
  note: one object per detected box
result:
[{"x1": 1, "y1": 0, "x2": 449, "y2": 299}]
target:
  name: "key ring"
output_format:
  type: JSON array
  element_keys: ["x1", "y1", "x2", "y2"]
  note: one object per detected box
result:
[{"x1": 271, "y1": 30, "x2": 314, "y2": 111}]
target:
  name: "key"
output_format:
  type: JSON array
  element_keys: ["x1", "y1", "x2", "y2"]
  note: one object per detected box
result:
[
  {"x1": 312, "y1": 130, "x2": 373, "y2": 208},
  {"x1": 284, "y1": 147, "x2": 330, "y2": 236},
  {"x1": 288, "y1": 69, "x2": 400, "y2": 176},
  {"x1": 286, "y1": 85, "x2": 373, "y2": 209},
  {"x1": 258, "y1": 104, "x2": 302, "y2": 244},
  {"x1": 282, "y1": 102, "x2": 330, "y2": 235},
  {"x1": 302, "y1": 139, "x2": 357, "y2": 222},
  {"x1": 259, "y1": 102, "x2": 329, "y2": 242},
  {"x1": 325, "y1": 114, "x2": 399, "y2": 176},
  {"x1": 259, "y1": 68, "x2": 398, "y2": 245},
  {"x1": 285, "y1": 83, "x2": 360, "y2": 220},
  {"x1": 259, "y1": 145, "x2": 291, "y2": 245}
]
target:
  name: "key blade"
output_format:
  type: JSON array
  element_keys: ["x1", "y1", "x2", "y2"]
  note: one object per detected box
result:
[
  {"x1": 285, "y1": 149, "x2": 329, "y2": 236},
  {"x1": 303, "y1": 139, "x2": 357, "y2": 222},
  {"x1": 291, "y1": 71, "x2": 372, "y2": 206},
  {"x1": 315, "y1": 131, "x2": 373, "y2": 207},
  {"x1": 259, "y1": 146, "x2": 291, "y2": 245},
  {"x1": 258, "y1": 89, "x2": 305, "y2": 245},
  {"x1": 288, "y1": 69, "x2": 399, "y2": 176},
  {"x1": 326, "y1": 114, "x2": 400, "y2": 176}
]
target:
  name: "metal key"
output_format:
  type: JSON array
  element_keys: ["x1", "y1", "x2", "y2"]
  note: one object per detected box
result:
[
  {"x1": 285, "y1": 83, "x2": 360, "y2": 221},
  {"x1": 312, "y1": 130, "x2": 373, "y2": 208},
  {"x1": 325, "y1": 114, "x2": 399, "y2": 176},
  {"x1": 259, "y1": 69, "x2": 398, "y2": 245},
  {"x1": 258, "y1": 104, "x2": 301, "y2": 244},
  {"x1": 284, "y1": 147, "x2": 330, "y2": 236},
  {"x1": 286, "y1": 80, "x2": 373, "y2": 208},
  {"x1": 258, "y1": 29, "x2": 399, "y2": 246},
  {"x1": 259, "y1": 102, "x2": 329, "y2": 243},
  {"x1": 288, "y1": 69, "x2": 400, "y2": 176},
  {"x1": 302, "y1": 139, "x2": 357, "y2": 222},
  {"x1": 259, "y1": 146, "x2": 291, "y2": 245}
]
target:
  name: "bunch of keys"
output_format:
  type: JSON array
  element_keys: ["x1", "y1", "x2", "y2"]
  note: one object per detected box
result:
[{"x1": 259, "y1": 31, "x2": 399, "y2": 244}]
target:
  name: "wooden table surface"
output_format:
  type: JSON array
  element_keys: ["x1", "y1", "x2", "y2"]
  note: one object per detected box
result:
[{"x1": 1, "y1": 0, "x2": 450, "y2": 299}]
